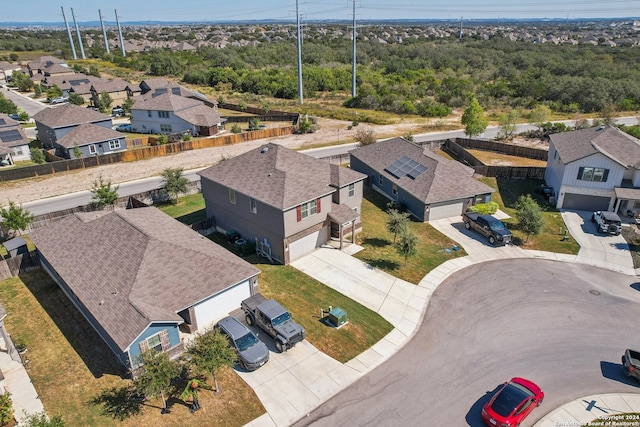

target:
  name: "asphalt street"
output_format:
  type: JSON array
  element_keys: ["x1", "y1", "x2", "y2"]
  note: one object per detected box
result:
[{"x1": 295, "y1": 258, "x2": 640, "y2": 427}]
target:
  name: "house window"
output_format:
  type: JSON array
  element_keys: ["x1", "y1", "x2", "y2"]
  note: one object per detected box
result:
[
  {"x1": 348, "y1": 183, "x2": 355, "y2": 197},
  {"x1": 13, "y1": 147, "x2": 23, "y2": 156},
  {"x1": 88, "y1": 144, "x2": 96, "y2": 154},
  {"x1": 147, "y1": 110, "x2": 152, "y2": 118},
  {"x1": 634, "y1": 201, "x2": 640, "y2": 209},
  {"x1": 146, "y1": 333, "x2": 163, "y2": 353},
  {"x1": 160, "y1": 124, "x2": 172, "y2": 133},
  {"x1": 108, "y1": 139, "x2": 121, "y2": 150},
  {"x1": 250, "y1": 198, "x2": 257, "y2": 214},
  {"x1": 378, "y1": 175, "x2": 384, "y2": 186},
  {"x1": 554, "y1": 151, "x2": 557, "y2": 159},
  {"x1": 301, "y1": 199, "x2": 317, "y2": 219},
  {"x1": 577, "y1": 166, "x2": 609, "y2": 182},
  {"x1": 392, "y1": 184, "x2": 398, "y2": 196},
  {"x1": 158, "y1": 111, "x2": 169, "y2": 118},
  {"x1": 229, "y1": 189, "x2": 236, "y2": 204}
]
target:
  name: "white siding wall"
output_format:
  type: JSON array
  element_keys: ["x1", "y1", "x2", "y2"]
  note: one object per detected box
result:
[
  {"x1": 561, "y1": 152, "x2": 624, "y2": 190},
  {"x1": 544, "y1": 143, "x2": 564, "y2": 191},
  {"x1": 632, "y1": 169, "x2": 640, "y2": 187}
]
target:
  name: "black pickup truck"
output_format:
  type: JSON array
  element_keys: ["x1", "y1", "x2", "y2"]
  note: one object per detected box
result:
[
  {"x1": 622, "y1": 349, "x2": 640, "y2": 381},
  {"x1": 241, "y1": 293, "x2": 305, "y2": 353},
  {"x1": 462, "y1": 212, "x2": 513, "y2": 245}
]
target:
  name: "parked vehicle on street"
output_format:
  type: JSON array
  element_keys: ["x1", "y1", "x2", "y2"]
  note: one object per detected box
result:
[
  {"x1": 113, "y1": 123, "x2": 132, "y2": 132},
  {"x1": 481, "y1": 377, "x2": 544, "y2": 427},
  {"x1": 50, "y1": 96, "x2": 68, "y2": 105},
  {"x1": 591, "y1": 211, "x2": 622, "y2": 235},
  {"x1": 241, "y1": 293, "x2": 305, "y2": 352},
  {"x1": 462, "y1": 212, "x2": 513, "y2": 245},
  {"x1": 215, "y1": 316, "x2": 269, "y2": 371},
  {"x1": 622, "y1": 349, "x2": 640, "y2": 382}
]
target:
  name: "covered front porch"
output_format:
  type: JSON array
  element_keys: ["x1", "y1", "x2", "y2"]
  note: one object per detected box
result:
[
  {"x1": 328, "y1": 203, "x2": 361, "y2": 250},
  {"x1": 614, "y1": 187, "x2": 640, "y2": 222}
]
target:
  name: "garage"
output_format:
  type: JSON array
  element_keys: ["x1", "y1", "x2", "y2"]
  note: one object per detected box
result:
[
  {"x1": 562, "y1": 193, "x2": 610, "y2": 211},
  {"x1": 193, "y1": 280, "x2": 251, "y2": 329},
  {"x1": 289, "y1": 228, "x2": 326, "y2": 262},
  {"x1": 428, "y1": 201, "x2": 464, "y2": 221}
]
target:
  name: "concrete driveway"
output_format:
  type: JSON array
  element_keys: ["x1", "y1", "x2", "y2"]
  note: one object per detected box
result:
[
  {"x1": 430, "y1": 210, "x2": 636, "y2": 276},
  {"x1": 561, "y1": 210, "x2": 635, "y2": 274}
]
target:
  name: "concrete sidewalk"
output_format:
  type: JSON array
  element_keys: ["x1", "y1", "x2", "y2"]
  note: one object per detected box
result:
[{"x1": 533, "y1": 393, "x2": 640, "y2": 427}]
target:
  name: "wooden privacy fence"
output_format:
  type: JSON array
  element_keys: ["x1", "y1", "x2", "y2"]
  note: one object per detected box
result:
[
  {"x1": 0, "y1": 251, "x2": 41, "y2": 280},
  {"x1": 0, "y1": 126, "x2": 296, "y2": 182},
  {"x1": 441, "y1": 138, "x2": 547, "y2": 179}
]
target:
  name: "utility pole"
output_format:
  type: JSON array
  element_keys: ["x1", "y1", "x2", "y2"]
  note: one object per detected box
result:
[
  {"x1": 61, "y1": 7, "x2": 77, "y2": 60},
  {"x1": 71, "y1": 8, "x2": 86, "y2": 59},
  {"x1": 296, "y1": 0, "x2": 303, "y2": 104},
  {"x1": 351, "y1": 0, "x2": 357, "y2": 98},
  {"x1": 115, "y1": 9, "x2": 126, "y2": 57},
  {"x1": 99, "y1": 9, "x2": 110, "y2": 54}
]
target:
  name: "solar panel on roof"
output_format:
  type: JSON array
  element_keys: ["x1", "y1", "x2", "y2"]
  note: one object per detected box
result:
[
  {"x1": 0, "y1": 129, "x2": 23, "y2": 143},
  {"x1": 383, "y1": 155, "x2": 428, "y2": 180}
]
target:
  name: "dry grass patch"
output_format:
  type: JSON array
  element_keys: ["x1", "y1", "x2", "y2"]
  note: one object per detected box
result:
[{"x1": 466, "y1": 149, "x2": 548, "y2": 167}]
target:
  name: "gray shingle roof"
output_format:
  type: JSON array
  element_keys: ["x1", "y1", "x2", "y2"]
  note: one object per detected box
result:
[
  {"x1": 550, "y1": 125, "x2": 640, "y2": 167},
  {"x1": 132, "y1": 92, "x2": 201, "y2": 112},
  {"x1": 56, "y1": 123, "x2": 124, "y2": 148},
  {"x1": 30, "y1": 207, "x2": 260, "y2": 352},
  {"x1": 91, "y1": 78, "x2": 130, "y2": 94},
  {"x1": 173, "y1": 104, "x2": 225, "y2": 127},
  {"x1": 198, "y1": 143, "x2": 366, "y2": 210},
  {"x1": 350, "y1": 137, "x2": 494, "y2": 203},
  {"x1": 33, "y1": 103, "x2": 111, "y2": 128}
]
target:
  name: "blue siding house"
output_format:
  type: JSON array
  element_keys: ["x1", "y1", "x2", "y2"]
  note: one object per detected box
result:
[{"x1": 30, "y1": 207, "x2": 260, "y2": 369}]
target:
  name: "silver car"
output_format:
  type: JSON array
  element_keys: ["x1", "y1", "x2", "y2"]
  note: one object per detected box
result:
[{"x1": 216, "y1": 316, "x2": 269, "y2": 371}]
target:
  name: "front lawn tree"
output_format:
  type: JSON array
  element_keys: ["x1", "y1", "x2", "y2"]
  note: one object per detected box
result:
[
  {"x1": 386, "y1": 207, "x2": 410, "y2": 243},
  {"x1": 134, "y1": 350, "x2": 180, "y2": 414},
  {"x1": 161, "y1": 168, "x2": 189, "y2": 203},
  {"x1": 461, "y1": 96, "x2": 488, "y2": 138},
  {"x1": 514, "y1": 194, "x2": 544, "y2": 243},
  {"x1": 90, "y1": 175, "x2": 120, "y2": 208},
  {"x1": 498, "y1": 109, "x2": 520, "y2": 139},
  {"x1": 0, "y1": 201, "x2": 34, "y2": 238},
  {"x1": 97, "y1": 91, "x2": 113, "y2": 113},
  {"x1": 529, "y1": 104, "x2": 551, "y2": 130},
  {"x1": 397, "y1": 228, "x2": 418, "y2": 266},
  {"x1": 186, "y1": 328, "x2": 236, "y2": 394},
  {"x1": 354, "y1": 127, "x2": 377, "y2": 146}
]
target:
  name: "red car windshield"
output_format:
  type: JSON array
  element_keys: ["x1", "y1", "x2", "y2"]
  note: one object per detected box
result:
[{"x1": 491, "y1": 383, "x2": 532, "y2": 417}]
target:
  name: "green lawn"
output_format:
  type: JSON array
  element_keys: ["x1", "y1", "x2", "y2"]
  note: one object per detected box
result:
[
  {"x1": 156, "y1": 193, "x2": 206, "y2": 225},
  {"x1": 206, "y1": 233, "x2": 394, "y2": 363},
  {"x1": 353, "y1": 189, "x2": 467, "y2": 284},
  {"x1": 479, "y1": 177, "x2": 580, "y2": 254}
]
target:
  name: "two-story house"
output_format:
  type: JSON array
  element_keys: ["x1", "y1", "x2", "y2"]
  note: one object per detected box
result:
[
  {"x1": 33, "y1": 103, "x2": 113, "y2": 154},
  {"x1": 198, "y1": 143, "x2": 367, "y2": 264},
  {"x1": 545, "y1": 125, "x2": 640, "y2": 213},
  {"x1": 130, "y1": 92, "x2": 225, "y2": 137}
]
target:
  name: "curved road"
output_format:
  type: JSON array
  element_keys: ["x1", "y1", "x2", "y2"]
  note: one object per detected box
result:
[{"x1": 296, "y1": 259, "x2": 640, "y2": 427}]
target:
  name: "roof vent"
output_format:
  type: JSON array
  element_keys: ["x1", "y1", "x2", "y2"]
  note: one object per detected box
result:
[{"x1": 261, "y1": 146, "x2": 269, "y2": 153}]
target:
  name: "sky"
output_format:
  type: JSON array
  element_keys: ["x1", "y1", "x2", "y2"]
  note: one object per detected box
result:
[{"x1": 2, "y1": 0, "x2": 640, "y2": 24}]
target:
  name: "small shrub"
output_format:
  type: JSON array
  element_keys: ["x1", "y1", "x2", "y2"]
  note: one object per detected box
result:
[
  {"x1": 0, "y1": 393, "x2": 14, "y2": 426},
  {"x1": 231, "y1": 124, "x2": 242, "y2": 134},
  {"x1": 182, "y1": 133, "x2": 191, "y2": 142},
  {"x1": 467, "y1": 201, "x2": 499, "y2": 215},
  {"x1": 352, "y1": 121, "x2": 359, "y2": 127},
  {"x1": 30, "y1": 147, "x2": 46, "y2": 164},
  {"x1": 157, "y1": 134, "x2": 168, "y2": 145}
]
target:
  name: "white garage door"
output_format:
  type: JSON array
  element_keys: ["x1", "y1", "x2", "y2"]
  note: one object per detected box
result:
[
  {"x1": 193, "y1": 280, "x2": 251, "y2": 329},
  {"x1": 289, "y1": 228, "x2": 326, "y2": 261},
  {"x1": 428, "y1": 201, "x2": 464, "y2": 221}
]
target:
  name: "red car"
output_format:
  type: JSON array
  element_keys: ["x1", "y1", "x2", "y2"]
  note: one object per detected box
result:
[{"x1": 481, "y1": 377, "x2": 544, "y2": 427}]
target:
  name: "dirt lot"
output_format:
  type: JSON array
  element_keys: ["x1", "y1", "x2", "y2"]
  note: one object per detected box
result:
[{"x1": 0, "y1": 118, "x2": 430, "y2": 206}]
